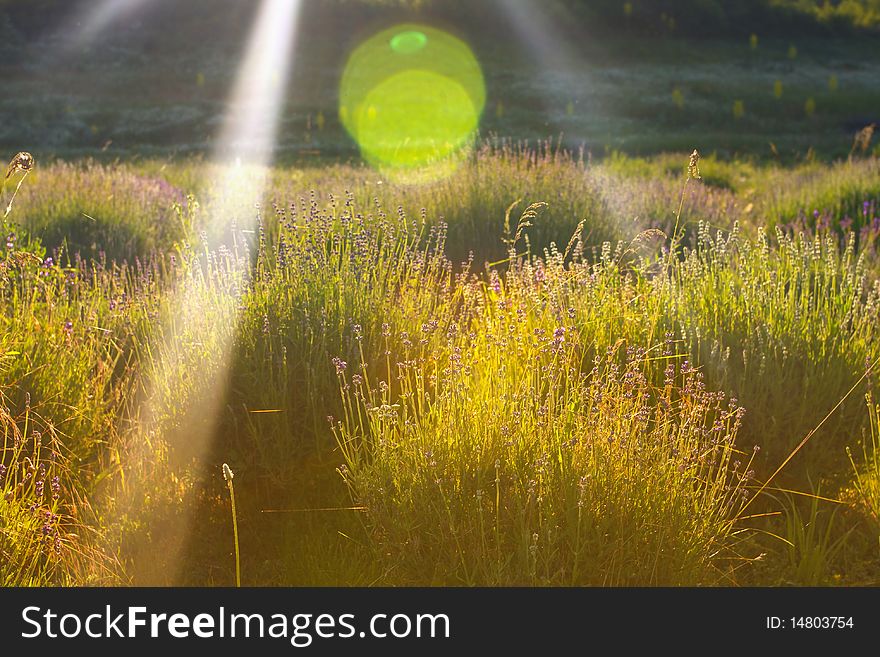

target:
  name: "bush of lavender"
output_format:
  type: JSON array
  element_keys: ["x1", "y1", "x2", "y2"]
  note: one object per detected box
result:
[
  {"x1": 335, "y1": 306, "x2": 751, "y2": 584},
  {"x1": 13, "y1": 160, "x2": 188, "y2": 262}
]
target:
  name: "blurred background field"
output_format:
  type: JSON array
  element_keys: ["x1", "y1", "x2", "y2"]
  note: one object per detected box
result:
[{"x1": 1, "y1": 0, "x2": 879, "y2": 161}]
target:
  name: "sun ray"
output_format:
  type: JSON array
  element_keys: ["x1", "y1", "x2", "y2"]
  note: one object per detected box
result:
[
  {"x1": 60, "y1": 0, "x2": 154, "y2": 51},
  {"x1": 120, "y1": 0, "x2": 303, "y2": 584}
]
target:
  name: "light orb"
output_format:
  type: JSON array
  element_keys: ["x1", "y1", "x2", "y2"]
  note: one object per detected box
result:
[{"x1": 340, "y1": 24, "x2": 486, "y2": 182}]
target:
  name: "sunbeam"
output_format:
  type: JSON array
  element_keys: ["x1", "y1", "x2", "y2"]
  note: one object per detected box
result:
[
  {"x1": 494, "y1": 0, "x2": 579, "y2": 69},
  {"x1": 491, "y1": 0, "x2": 591, "y2": 143},
  {"x1": 123, "y1": 0, "x2": 303, "y2": 584},
  {"x1": 62, "y1": 0, "x2": 154, "y2": 50},
  {"x1": 206, "y1": 0, "x2": 301, "y2": 225}
]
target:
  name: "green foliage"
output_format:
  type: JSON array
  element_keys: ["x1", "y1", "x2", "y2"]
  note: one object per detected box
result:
[
  {"x1": 0, "y1": 400, "x2": 117, "y2": 585},
  {"x1": 567, "y1": 0, "x2": 880, "y2": 34},
  {"x1": 847, "y1": 396, "x2": 880, "y2": 534},
  {"x1": 335, "y1": 276, "x2": 751, "y2": 584},
  {"x1": 669, "y1": 223, "x2": 880, "y2": 469},
  {"x1": 12, "y1": 161, "x2": 188, "y2": 263},
  {"x1": 777, "y1": 490, "x2": 850, "y2": 585},
  {"x1": 3, "y1": 147, "x2": 880, "y2": 586}
]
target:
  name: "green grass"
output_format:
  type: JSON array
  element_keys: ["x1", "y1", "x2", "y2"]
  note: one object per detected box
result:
[
  {"x1": 2, "y1": 145, "x2": 880, "y2": 586},
  {"x1": 847, "y1": 395, "x2": 880, "y2": 541},
  {"x1": 10, "y1": 160, "x2": 188, "y2": 262},
  {"x1": 334, "y1": 267, "x2": 751, "y2": 584}
]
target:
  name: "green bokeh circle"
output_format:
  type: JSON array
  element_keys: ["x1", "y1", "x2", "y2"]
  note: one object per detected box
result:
[{"x1": 340, "y1": 24, "x2": 485, "y2": 179}]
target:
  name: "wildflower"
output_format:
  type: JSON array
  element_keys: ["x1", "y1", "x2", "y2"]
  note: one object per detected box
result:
[
  {"x1": 63, "y1": 321, "x2": 73, "y2": 335},
  {"x1": 553, "y1": 327, "x2": 565, "y2": 342},
  {"x1": 332, "y1": 357, "x2": 347, "y2": 374},
  {"x1": 529, "y1": 533, "x2": 539, "y2": 556}
]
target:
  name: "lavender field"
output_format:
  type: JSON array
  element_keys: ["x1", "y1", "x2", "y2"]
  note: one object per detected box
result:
[{"x1": 2, "y1": 0, "x2": 880, "y2": 587}]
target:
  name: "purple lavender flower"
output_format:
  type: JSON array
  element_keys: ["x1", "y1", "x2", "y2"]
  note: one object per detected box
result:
[
  {"x1": 332, "y1": 357, "x2": 347, "y2": 374},
  {"x1": 551, "y1": 327, "x2": 566, "y2": 351}
]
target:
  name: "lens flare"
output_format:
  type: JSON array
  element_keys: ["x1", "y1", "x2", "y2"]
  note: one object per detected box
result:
[
  {"x1": 390, "y1": 30, "x2": 428, "y2": 54},
  {"x1": 340, "y1": 24, "x2": 485, "y2": 182}
]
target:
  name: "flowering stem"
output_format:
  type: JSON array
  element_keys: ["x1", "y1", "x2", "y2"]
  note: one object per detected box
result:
[
  {"x1": 669, "y1": 150, "x2": 701, "y2": 270},
  {"x1": 223, "y1": 464, "x2": 241, "y2": 587}
]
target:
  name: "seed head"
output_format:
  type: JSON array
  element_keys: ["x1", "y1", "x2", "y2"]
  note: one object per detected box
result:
[
  {"x1": 687, "y1": 150, "x2": 701, "y2": 180},
  {"x1": 222, "y1": 463, "x2": 234, "y2": 483},
  {"x1": 5, "y1": 152, "x2": 34, "y2": 180}
]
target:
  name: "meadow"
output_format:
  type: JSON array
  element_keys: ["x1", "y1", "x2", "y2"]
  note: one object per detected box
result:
[
  {"x1": 2, "y1": 139, "x2": 880, "y2": 586},
  {"x1": 2, "y1": 0, "x2": 880, "y2": 588}
]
